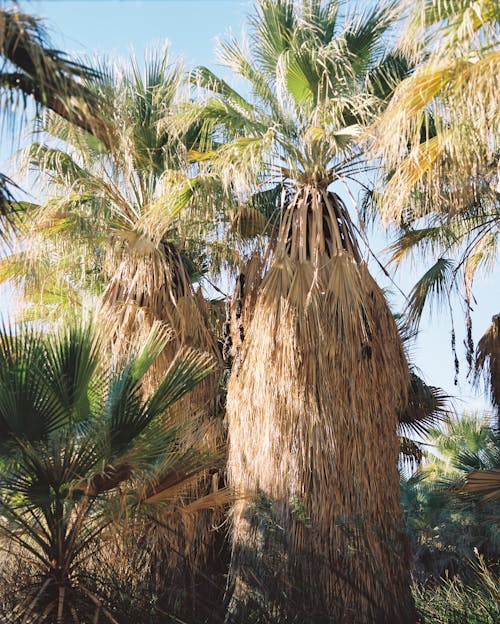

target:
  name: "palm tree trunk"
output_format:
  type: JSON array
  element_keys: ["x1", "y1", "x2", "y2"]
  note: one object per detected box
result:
[{"x1": 225, "y1": 188, "x2": 416, "y2": 623}]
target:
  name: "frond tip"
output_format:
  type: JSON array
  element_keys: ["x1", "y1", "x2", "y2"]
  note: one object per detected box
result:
[{"x1": 405, "y1": 258, "x2": 456, "y2": 329}]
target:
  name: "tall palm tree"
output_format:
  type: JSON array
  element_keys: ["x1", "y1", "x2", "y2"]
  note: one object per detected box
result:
[
  {"x1": 191, "y1": 1, "x2": 416, "y2": 621},
  {"x1": 0, "y1": 320, "x2": 217, "y2": 622},
  {"x1": 0, "y1": 6, "x2": 104, "y2": 214}
]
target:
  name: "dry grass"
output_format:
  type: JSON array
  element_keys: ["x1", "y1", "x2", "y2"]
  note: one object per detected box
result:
[{"x1": 226, "y1": 187, "x2": 415, "y2": 623}]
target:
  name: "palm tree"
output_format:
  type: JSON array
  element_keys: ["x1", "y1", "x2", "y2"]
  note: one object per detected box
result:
[
  {"x1": 0, "y1": 320, "x2": 217, "y2": 622},
  {"x1": 401, "y1": 412, "x2": 500, "y2": 579},
  {"x1": 6, "y1": 50, "x2": 223, "y2": 414},
  {"x1": 3, "y1": 51, "x2": 228, "y2": 620},
  {"x1": 0, "y1": 6, "x2": 104, "y2": 214},
  {"x1": 191, "y1": 1, "x2": 417, "y2": 621},
  {"x1": 368, "y1": 0, "x2": 499, "y2": 390}
]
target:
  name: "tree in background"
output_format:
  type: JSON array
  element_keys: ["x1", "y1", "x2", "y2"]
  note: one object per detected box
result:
[{"x1": 401, "y1": 412, "x2": 500, "y2": 580}]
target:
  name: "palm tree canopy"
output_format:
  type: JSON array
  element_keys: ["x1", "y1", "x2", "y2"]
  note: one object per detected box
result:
[
  {"x1": 373, "y1": 0, "x2": 499, "y2": 224},
  {"x1": 0, "y1": 50, "x2": 222, "y2": 321},
  {"x1": 190, "y1": 0, "x2": 410, "y2": 199},
  {"x1": 367, "y1": 0, "x2": 499, "y2": 332}
]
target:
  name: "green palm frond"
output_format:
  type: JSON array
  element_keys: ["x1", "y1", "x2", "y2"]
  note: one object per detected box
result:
[
  {"x1": 405, "y1": 257, "x2": 456, "y2": 329},
  {"x1": 0, "y1": 8, "x2": 100, "y2": 121},
  {"x1": 344, "y1": 1, "x2": 399, "y2": 75},
  {"x1": 249, "y1": 0, "x2": 296, "y2": 77},
  {"x1": 364, "y1": 51, "x2": 413, "y2": 100},
  {"x1": 387, "y1": 226, "x2": 456, "y2": 266}
]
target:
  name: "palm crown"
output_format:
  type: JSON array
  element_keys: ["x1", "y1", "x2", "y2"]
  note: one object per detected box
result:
[{"x1": 192, "y1": 0, "x2": 407, "y2": 197}]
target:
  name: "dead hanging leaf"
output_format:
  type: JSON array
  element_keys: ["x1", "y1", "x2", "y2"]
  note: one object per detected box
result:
[
  {"x1": 230, "y1": 204, "x2": 268, "y2": 238},
  {"x1": 226, "y1": 183, "x2": 412, "y2": 622},
  {"x1": 475, "y1": 314, "x2": 500, "y2": 413},
  {"x1": 462, "y1": 469, "x2": 500, "y2": 501}
]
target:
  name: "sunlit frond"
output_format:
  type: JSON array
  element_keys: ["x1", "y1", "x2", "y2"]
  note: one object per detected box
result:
[
  {"x1": 405, "y1": 257, "x2": 456, "y2": 329},
  {"x1": 372, "y1": 0, "x2": 499, "y2": 224}
]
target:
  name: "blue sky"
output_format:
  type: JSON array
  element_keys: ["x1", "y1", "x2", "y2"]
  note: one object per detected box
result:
[
  {"x1": 22, "y1": 0, "x2": 253, "y2": 67},
  {"x1": 4, "y1": 0, "x2": 500, "y2": 411}
]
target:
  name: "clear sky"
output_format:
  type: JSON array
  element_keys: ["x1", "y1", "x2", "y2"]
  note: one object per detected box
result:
[{"x1": 3, "y1": 0, "x2": 500, "y2": 412}]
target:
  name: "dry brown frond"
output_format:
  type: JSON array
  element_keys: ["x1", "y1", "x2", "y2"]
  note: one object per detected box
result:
[
  {"x1": 225, "y1": 185, "x2": 414, "y2": 623},
  {"x1": 462, "y1": 468, "x2": 500, "y2": 501},
  {"x1": 475, "y1": 314, "x2": 500, "y2": 425}
]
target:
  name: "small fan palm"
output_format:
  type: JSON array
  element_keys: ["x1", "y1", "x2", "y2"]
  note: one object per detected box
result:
[{"x1": 0, "y1": 320, "x2": 217, "y2": 622}]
